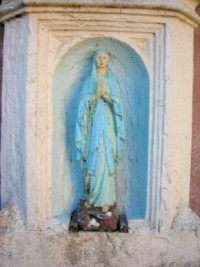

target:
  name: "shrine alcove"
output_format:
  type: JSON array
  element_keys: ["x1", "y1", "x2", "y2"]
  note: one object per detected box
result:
[{"x1": 52, "y1": 37, "x2": 150, "y2": 221}]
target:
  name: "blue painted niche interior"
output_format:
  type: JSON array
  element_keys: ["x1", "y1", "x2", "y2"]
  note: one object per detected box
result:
[{"x1": 52, "y1": 37, "x2": 149, "y2": 221}]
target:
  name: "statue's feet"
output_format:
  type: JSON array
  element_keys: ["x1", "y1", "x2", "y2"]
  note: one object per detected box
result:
[{"x1": 102, "y1": 205, "x2": 110, "y2": 213}]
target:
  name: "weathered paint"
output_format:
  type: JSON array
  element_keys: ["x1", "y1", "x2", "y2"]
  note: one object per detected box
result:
[
  {"x1": 190, "y1": 5, "x2": 200, "y2": 218},
  {"x1": 52, "y1": 37, "x2": 149, "y2": 220},
  {"x1": 1, "y1": 18, "x2": 28, "y2": 224},
  {"x1": 0, "y1": 24, "x2": 4, "y2": 205}
]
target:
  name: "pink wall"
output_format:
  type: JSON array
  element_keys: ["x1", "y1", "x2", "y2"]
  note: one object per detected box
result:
[
  {"x1": 190, "y1": 6, "x2": 200, "y2": 217},
  {"x1": 0, "y1": 24, "x2": 3, "y2": 204},
  {"x1": 0, "y1": 0, "x2": 3, "y2": 207}
]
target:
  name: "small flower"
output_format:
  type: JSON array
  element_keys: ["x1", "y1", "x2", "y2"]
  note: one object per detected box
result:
[{"x1": 89, "y1": 218, "x2": 100, "y2": 228}]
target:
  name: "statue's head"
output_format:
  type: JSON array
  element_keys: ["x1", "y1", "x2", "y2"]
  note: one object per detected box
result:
[
  {"x1": 91, "y1": 50, "x2": 110, "y2": 78},
  {"x1": 96, "y1": 50, "x2": 108, "y2": 68}
]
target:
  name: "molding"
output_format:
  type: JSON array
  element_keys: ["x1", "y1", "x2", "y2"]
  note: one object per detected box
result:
[
  {"x1": 0, "y1": 0, "x2": 200, "y2": 26},
  {"x1": 25, "y1": 11, "x2": 173, "y2": 230}
]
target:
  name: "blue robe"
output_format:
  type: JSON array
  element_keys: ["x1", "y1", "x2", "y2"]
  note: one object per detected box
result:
[{"x1": 76, "y1": 68, "x2": 125, "y2": 208}]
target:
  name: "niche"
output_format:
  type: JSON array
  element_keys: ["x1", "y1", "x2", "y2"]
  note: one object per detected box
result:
[{"x1": 52, "y1": 37, "x2": 149, "y2": 221}]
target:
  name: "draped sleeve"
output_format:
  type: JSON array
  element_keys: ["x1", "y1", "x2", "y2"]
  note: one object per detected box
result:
[
  {"x1": 75, "y1": 79, "x2": 97, "y2": 160},
  {"x1": 108, "y1": 75, "x2": 125, "y2": 160}
]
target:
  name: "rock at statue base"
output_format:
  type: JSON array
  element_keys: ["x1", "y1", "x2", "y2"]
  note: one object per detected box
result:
[{"x1": 78, "y1": 200, "x2": 118, "y2": 232}]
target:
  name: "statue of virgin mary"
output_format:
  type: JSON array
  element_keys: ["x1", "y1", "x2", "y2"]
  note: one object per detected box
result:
[{"x1": 76, "y1": 50, "x2": 125, "y2": 213}]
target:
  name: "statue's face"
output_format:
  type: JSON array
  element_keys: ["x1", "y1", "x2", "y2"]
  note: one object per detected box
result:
[{"x1": 96, "y1": 53, "x2": 108, "y2": 68}]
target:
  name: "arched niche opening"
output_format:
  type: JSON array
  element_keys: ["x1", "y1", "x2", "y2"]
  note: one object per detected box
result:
[{"x1": 52, "y1": 37, "x2": 149, "y2": 221}]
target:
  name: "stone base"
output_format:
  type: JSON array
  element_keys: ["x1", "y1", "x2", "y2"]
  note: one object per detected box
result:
[
  {"x1": 1, "y1": 205, "x2": 200, "y2": 267},
  {"x1": 69, "y1": 201, "x2": 128, "y2": 232},
  {"x1": 79, "y1": 201, "x2": 118, "y2": 232}
]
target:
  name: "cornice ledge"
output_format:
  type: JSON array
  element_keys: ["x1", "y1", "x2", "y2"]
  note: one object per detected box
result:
[{"x1": 0, "y1": 0, "x2": 200, "y2": 25}]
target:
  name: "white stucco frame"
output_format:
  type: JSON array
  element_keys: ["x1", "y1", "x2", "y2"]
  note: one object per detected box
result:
[{"x1": 26, "y1": 8, "x2": 193, "y2": 230}]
